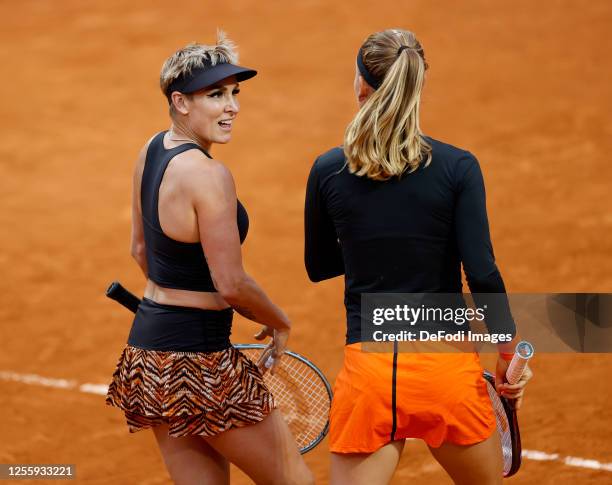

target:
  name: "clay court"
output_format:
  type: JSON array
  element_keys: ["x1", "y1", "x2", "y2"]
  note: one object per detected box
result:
[{"x1": 1, "y1": 0, "x2": 611, "y2": 483}]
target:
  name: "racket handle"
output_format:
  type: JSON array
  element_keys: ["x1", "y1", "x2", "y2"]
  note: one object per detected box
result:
[
  {"x1": 265, "y1": 355, "x2": 275, "y2": 368},
  {"x1": 106, "y1": 281, "x2": 141, "y2": 314},
  {"x1": 505, "y1": 341, "x2": 534, "y2": 384}
]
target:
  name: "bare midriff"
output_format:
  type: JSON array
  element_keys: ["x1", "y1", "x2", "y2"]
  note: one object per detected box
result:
[{"x1": 144, "y1": 279, "x2": 230, "y2": 311}]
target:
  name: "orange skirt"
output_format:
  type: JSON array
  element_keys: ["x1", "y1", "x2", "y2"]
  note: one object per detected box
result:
[{"x1": 329, "y1": 343, "x2": 495, "y2": 453}]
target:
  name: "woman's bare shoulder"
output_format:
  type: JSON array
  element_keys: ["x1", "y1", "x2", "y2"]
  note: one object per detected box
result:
[
  {"x1": 134, "y1": 133, "x2": 159, "y2": 173},
  {"x1": 174, "y1": 149, "x2": 236, "y2": 198}
]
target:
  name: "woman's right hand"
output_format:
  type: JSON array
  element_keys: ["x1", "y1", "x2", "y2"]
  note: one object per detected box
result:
[{"x1": 255, "y1": 326, "x2": 290, "y2": 375}]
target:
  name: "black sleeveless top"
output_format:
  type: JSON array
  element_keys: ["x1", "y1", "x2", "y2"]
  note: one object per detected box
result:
[{"x1": 141, "y1": 131, "x2": 249, "y2": 292}]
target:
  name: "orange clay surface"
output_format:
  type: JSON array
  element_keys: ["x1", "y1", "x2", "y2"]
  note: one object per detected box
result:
[{"x1": 1, "y1": 1, "x2": 611, "y2": 483}]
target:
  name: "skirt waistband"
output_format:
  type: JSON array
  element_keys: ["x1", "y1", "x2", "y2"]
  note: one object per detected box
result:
[{"x1": 127, "y1": 297, "x2": 233, "y2": 352}]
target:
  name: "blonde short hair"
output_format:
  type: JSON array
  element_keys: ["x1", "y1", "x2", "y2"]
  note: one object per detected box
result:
[
  {"x1": 160, "y1": 31, "x2": 238, "y2": 109},
  {"x1": 344, "y1": 29, "x2": 432, "y2": 181}
]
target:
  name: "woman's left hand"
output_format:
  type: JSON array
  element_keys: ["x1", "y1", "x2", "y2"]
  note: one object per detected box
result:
[
  {"x1": 254, "y1": 326, "x2": 274, "y2": 373},
  {"x1": 254, "y1": 326, "x2": 289, "y2": 375},
  {"x1": 254, "y1": 325, "x2": 274, "y2": 341}
]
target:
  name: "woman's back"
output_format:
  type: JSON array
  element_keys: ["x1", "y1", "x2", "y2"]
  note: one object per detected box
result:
[
  {"x1": 141, "y1": 131, "x2": 249, "y2": 293},
  {"x1": 305, "y1": 138, "x2": 505, "y2": 344},
  {"x1": 305, "y1": 28, "x2": 529, "y2": 484}
]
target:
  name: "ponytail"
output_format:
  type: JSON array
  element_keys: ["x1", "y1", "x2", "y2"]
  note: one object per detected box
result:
[{"x1": 344, "y1": 30, "x2": 432, "y2": 181}]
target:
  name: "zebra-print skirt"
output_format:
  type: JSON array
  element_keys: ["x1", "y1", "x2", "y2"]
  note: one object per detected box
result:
[{"x1": 105, "y1": 345, "x2": 275, "y2": 437}]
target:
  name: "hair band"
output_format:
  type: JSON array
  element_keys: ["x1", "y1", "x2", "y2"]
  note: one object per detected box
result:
[
  {"x1": 356, "y1": 47, "x2": 382, "y2": 90},
  {"x1": 397, "y1": 45, "x2": 411, "y2": 56}
]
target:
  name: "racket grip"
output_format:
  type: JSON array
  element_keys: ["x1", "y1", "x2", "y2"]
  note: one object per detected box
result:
[
  {"x1": 505, "y1": 341, "x2": 534, "y2": 384},
  {"x1": 106, "y1": 281, "x2": 141, "y2": 314},
  {"x1": 265, "y1": 355, "x2": 275, "y2": 369}
]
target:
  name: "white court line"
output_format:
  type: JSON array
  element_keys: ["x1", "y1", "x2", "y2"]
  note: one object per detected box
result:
[
  {"x1": 2, "y1": 370, "x2": 612, "y2": 472},
  {"x1": 521, "y1": 449, "x2": 559, "y2": 461},
  {"x1": 0, "y1": 370, "x2": 107, "y2": 396},
  {"x1": 562, "y1": 456, "x2": 612, "y2": 472},
  {"x1": 520, "y1": 449, "x2": 612, "y2": 471}
]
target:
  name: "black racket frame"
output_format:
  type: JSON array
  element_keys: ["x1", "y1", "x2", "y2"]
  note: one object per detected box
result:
[{"x1": 483, "y1": 370, "x2": 522, "y2": 477}]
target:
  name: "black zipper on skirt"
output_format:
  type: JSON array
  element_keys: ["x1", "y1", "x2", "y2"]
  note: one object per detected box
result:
[{"x1": 391, "y1": 340, "x2": 398, "y2": 441}]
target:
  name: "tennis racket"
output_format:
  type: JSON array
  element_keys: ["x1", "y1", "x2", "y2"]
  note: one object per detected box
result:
[
  {"x1": 483, "y1": 341, "x2": 534, "y2": 477},
  {"x1": 105, "y1": 281, "x2": 332, "y2": 454}
]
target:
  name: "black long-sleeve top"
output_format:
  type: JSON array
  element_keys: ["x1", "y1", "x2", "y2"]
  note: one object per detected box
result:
[{"x1": 304, "y1": 138, "x2": 515, "y2": 344}]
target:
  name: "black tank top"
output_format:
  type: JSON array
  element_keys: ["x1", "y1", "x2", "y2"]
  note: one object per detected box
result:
[{"x1": 141, "y1": 131, "x2": 249, "y2": 292}]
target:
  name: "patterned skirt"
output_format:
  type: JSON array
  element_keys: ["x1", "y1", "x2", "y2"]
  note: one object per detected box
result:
[{"x1": 106, "y1": 344, "x2": 275, "y2": 437}]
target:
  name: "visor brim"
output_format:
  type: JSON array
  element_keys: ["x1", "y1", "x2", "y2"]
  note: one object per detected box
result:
[{"x1": 171, "y1": 63, "x2": 257, "y2": 96}]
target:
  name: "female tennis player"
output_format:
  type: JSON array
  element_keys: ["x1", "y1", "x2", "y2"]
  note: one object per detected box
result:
[
  {"x1": 305, "y1": 29, "x2": 532, "y2": 484},
  {"x1": 106, "y1": 32, "x2": 313, "y2": 485}
]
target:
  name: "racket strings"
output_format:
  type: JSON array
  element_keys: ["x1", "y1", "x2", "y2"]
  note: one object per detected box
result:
[
  {"x1": 240, "y1": 348, "x2": 331, "y2": 450},
  {"x1": 485, "y1": 379, "x2": 513, "y2": 476}
]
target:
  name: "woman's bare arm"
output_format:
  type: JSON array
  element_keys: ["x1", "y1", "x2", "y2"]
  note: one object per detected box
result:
[
  {"x1": 130, "y1": 141, "x2": 151, "y2": 277},
  {"x1": 184, "y1": 152, "x2": 290, "y2": 331}
]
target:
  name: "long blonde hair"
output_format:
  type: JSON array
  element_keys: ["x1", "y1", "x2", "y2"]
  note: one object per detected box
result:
[{"x1": 344, "y1": 29, "x2": 431, "y2": 181}]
